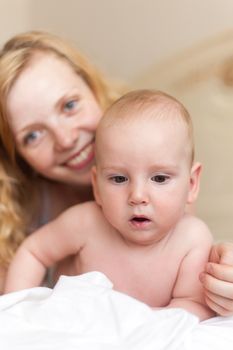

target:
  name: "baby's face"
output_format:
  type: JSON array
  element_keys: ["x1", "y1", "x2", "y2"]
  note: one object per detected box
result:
[{"x1": 93, "y1": 116, "x2": 197, "y2": 246}]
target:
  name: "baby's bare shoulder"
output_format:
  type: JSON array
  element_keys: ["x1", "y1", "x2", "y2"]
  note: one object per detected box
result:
[
  {"x1": 55, "y1": 201, "x2": 104, "y2": 230},
  {"x1": 61, "y1": 200, "x2": 99, "y2": 217},
  {"x1": 174, "y1": 214, "x2": 213, "y2": 245}
]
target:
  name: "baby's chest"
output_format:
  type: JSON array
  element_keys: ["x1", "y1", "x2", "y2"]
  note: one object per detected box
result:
[
  {"x1": 117, "y1": 258, "x2": 180, "y2": 306},
  {"x1": 77, "y1": 247, "x2": 181, "y2": 307}
]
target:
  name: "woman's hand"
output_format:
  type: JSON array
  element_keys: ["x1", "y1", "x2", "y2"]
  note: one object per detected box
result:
[{"x1": 200, "y1": 242, "x2": 233, "y2": 316}]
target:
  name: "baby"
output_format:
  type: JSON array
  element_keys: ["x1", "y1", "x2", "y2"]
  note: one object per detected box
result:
[{"x1": 4, "y1": 90, "x2": 215, "y2": 320}]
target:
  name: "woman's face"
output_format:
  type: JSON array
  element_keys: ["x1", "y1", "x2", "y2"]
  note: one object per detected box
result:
[{"x1": 6, "y1": 52, "x2": 103, "y2": 186}]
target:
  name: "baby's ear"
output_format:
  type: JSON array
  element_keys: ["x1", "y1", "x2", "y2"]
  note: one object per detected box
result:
[
  {"x1": 187, "y1": 162, "x2": 202, "y2": 204},
  {"x1": 91, "y1": 166, "x2": 101, "y2": 206}
]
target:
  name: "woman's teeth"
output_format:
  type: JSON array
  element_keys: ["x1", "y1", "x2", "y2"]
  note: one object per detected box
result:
[{"x1": 67, "y1": 144, "x2": 93, "y2": 166}]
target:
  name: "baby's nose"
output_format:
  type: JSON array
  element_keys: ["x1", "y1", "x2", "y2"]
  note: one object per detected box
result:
[{"x1": 128, "y1": 185, "x2": 149, "y2": 205}]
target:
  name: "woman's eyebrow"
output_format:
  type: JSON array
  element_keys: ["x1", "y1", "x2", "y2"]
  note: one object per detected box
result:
[{"x1": 55, "y1": 88, "x2": 80, "y2": 108}]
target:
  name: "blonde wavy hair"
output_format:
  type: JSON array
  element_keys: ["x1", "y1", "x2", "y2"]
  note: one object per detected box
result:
[{"x1": 0, "y1": 30, "x2": 123, "y2": 267}]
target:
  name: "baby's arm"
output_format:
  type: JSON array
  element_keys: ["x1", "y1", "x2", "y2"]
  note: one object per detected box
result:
[
  {"x1": 4, "y1": 202, "x2": 95, "y2": 293},
  {"x1": 167, "y1": 216, "x2": 216, "y2": 321}
]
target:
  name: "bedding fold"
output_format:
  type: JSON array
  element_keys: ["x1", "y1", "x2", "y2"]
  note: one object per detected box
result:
[{"x1": 0, "y1": 272, "x2": 232, "y2": 349}]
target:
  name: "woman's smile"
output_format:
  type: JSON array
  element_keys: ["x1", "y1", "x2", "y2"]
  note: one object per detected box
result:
[{"x1": 64, "y1": 142, "x2": 95, "y2": 170}]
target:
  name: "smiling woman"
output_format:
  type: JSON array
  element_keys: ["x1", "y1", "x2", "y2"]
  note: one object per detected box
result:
[{"x1": 0, "y1": 31, "x2": 121, "y2": 275}]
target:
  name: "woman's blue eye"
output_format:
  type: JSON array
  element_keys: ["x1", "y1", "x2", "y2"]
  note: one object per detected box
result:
[
  {"x1": 111, "y1": 175, "x2": 127, "y2": 183},
  {"x1": 64, "y1": 100, "x2": 77, "y2": 112},
  {"x1": 23, "y1": 131, "x2": 41, "y2": 145},
  {"x1": 151, "y1": 175, "x2": 169, "y2": 183}
]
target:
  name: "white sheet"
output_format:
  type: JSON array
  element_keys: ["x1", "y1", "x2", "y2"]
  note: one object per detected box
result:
[{"x1": 0, "y1": 272, "x2": 232, "y2": 349}]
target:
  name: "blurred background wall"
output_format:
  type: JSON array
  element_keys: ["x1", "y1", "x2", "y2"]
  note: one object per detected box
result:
[
  {"x1": 1, "y1": 0, "x2": 233, "y2": 83},
  {"x1": 0, "y1": 0, "x2": 233, "y2": 241}
]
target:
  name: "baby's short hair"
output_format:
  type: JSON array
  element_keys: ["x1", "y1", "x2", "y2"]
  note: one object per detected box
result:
[{"x1": 97, "y1": 89, "x2": 195, "y2": 163}]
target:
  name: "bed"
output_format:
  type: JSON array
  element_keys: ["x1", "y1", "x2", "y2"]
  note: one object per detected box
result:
[{"x1": 0, "y1": 272, "x2": 233, "y2": 349}]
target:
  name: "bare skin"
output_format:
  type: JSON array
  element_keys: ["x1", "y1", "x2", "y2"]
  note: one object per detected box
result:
[
  {"x1": 5, "y1": 115, "x2": 214, "y2": 321},
  {"x1": 4, "y1": 202, "x2": 214, "y2": 321}
]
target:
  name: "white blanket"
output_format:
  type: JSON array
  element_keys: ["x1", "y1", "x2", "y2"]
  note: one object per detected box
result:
[{"x1": 0, "y1": 272, "x2": 232, "y2": 350}]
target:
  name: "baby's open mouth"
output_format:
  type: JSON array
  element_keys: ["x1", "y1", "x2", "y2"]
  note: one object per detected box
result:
[
  {"x1": 129, "y1": 216, "x2": 152, "y2": 228},
  {"x1": 131, "y1": 217, "x2": 150, "y2": 223}
]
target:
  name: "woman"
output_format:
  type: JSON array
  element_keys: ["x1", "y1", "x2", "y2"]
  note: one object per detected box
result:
[{"x1": 0, "y1": 31, "x2": 232, "y2": 315}]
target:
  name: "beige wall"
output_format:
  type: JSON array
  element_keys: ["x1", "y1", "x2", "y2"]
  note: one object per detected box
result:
[
  {"x1": 0, "y1": 0, "x2": 31, "y2": 43},
  {"x1": 136, "y1": 32, "x2": 233, "y2": 241},
  {"x1": 1, "y1": 0, "x2": 233, "y2": 82}
]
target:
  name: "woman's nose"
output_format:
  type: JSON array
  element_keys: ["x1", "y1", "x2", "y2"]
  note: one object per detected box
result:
[{"x1": 53, "y1": 123, "x2": 78, "y2": 151}]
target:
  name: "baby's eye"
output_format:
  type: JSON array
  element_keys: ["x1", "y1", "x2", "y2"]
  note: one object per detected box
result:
[
  {"x1": 110, "y1": 175, "x2": 128, "y2": 184},
  {"x1": 151, "y1": 174, "x2": 169, "y2": 183},
  {"x1": 23, "y1": 130, "x2": 42, "y2": 146},
  {"x1": 64, "y1": 100, "x2": 77, "y2": 112}
]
